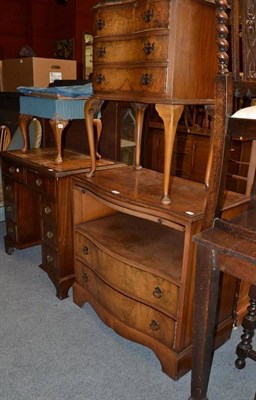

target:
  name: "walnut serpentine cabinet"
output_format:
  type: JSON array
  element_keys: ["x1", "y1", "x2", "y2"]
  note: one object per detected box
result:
[{"x1": 72, "y1": 165, "x2": 250, "y2": 379}]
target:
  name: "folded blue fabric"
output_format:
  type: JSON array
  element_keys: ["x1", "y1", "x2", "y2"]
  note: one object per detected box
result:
[{"x1": 17, "y1": 83, "x2": 93, "y2": 98}]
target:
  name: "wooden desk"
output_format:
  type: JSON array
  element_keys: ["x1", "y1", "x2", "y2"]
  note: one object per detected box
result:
[{"x1": 0, "y1": 148, "x2": 119, "y2": 299}]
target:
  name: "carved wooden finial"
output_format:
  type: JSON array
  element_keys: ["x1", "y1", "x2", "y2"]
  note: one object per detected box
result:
[{"x1": 215, "y1": 0, "x2": 229, "y2": 74}]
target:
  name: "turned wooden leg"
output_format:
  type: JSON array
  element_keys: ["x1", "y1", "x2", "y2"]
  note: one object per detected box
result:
[
  {"x1": 85, "y1": 97, "x2": 104, "y2": 177},
  {"x1": 49, "y1": 119, "x2": 69, "y2": 164},
  {"x1": 19, "y1": 114, "x2": 33, "y2": 152},
  {"x1": 189, "y1": 244, "x2": 221, "y2": 400},
  {"x1": 235, "y1": 284, "x2": 256, "y2": 369},
  {"x1": 155, "y1": 104, "x2": 184, "y2": 205},
  {"x1": 132, "y1": 103, "x2": 148, "y2": 170}
]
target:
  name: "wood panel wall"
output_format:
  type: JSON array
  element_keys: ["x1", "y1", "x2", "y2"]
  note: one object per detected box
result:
[{"x1": 0, "y1": 0, "x2": 98, "y2": 78}]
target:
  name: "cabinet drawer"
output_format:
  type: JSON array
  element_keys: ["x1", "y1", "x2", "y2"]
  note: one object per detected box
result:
[
  {"x1": 75, "y1": 231, "x2": 179, "y2": 317},
  {"x1": 94, "y1": 34, "x2": 169, "y2": 64},
  {"x1": 41, "y1": 222, "x2": 58, "y2": 248},
  {"x1": 76, "y1": 261, "x2": 176, "y2": 348},
  {"x1": 27, "y1": 169, "x2": 56, "y2": 197},
  {"x1": 94, "y1": 66, "x2": 167, "y2": 95},
  {"x1": 41, "y1": 198, "x2": 56, "y2": 222},
  {"x1": 5, "y1": 219, "x2": 17, "y2": 242},
  {"x1": 2, "y1": 176, "x2": 15, "y2": 201},
  {"x1": 4, "y1": 198, "x2": 16, "y2": 222},
  {"x1": 94, "y1": 0, "x2": 169, "y2": 36},
  {"x1": 2, "y1": 161, "x2": 25, "y2": 182},
  {"x1": 42, "y1": 245, "x2": 59, "y2": 274}
]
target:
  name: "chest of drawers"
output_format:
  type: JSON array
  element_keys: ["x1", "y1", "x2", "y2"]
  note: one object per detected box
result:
[
  {"x1": 85, "y1": 0, "x2": 217, "y2": 204},
  {"x1": 1, "y1": 148, "x2": 119, "y2": 299},
  {"x1": 72, "y1": 166, "x2": 249, "y2": 379},
  {"x1": 93, "y1": 0, "x2": 217, "y2": 103}
]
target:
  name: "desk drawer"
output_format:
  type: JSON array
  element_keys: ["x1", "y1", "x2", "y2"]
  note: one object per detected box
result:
[
  {"x1": 2, "y1": 176, "x2": 15, "y2": 201},
  {"x1": 75, "y1": 260, "x2": 176, "y2": 348},
  {"x1": 41, "y1": 221, "x2": 58, "y2": 248},
  {"x1": 4, "y1": 198, "x2": 16, "y2": 222},
  {"x1": 5, "y1": 219, "x2": 17, "y2": 242},
  {"x1": 42, "y1": 244, "x2": 59, "y2": 274},
  {"x1": 27, "y1": 169, "x2": 56, "y2": 197},
  {"x1": 41, "y1": 198, "x2": 56, "y2": 222},
  {"x1": 75, "y1": 231, "x2": 179, "y2": 318},
  {"x1": 2, "y1": 160, "x2": 25, "y2": 182}
]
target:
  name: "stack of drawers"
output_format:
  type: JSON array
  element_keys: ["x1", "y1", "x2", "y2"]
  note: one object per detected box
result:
[
  {"x1": 2, "y1": 158, "x2": 41, "y2": 252},
  {"x1": 92, "y1": 0, "x2": 217, "y2": 103}
]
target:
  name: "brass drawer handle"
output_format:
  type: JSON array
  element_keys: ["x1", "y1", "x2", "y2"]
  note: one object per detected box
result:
[
  {"x1": 150, "y1": 320, "x2": 159, "y2": 331},
  {"x1": 44, "y1": 206, "x2": 52, "y2": 215},
  {"x1": 82, "y1": 272, "x2": 88, "y2": 283},
  {"x1": 6, "y1": 205, "x2": 13, "y2": 213},
  {"x1": 95, "y1": 73, "x2": 105, "y2": 85},
  {"x1": 143, "y1": 42, "x2": 155, "y2": 55},
  {"x1": 8, "y1": 166, "x2": 15, "y2": 173},
  {"x1": 82, "y1": 246, "x2": 89, "y2": 255},
  {"x1": 96, "y1": 47, "x2": 106, "y2": 57},
  {"x1": 143, "y1": 9, "x2": 154, "y2": 23},
  {"x1": 46, "y1": 255, "x2": 53, "y2": 263},
  {"x1": 6, "y1": 185, "x2": 12, "y2": 191},
  {"x1": 141, "y1": 73, "x2": 152, "y2": 86},
  {"x1": 7, "y1": 226, "x2": 14, "y2": 234},
  {"x1": 96, "y1": 18, "x2": 105, "y2": 30},
  {"x1": 153, "y1": 286, "x2": 163, "y2": 299},
  {"x1": 46, "y1": 231, "x2": 54, "y2": 239},
  {"x1": 36, "y1": 178, "x2": 43, "y2": 187}
]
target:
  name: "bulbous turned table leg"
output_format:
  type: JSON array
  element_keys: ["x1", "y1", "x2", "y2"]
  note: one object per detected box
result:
[
  {"x1": 49, "y1": 119, "x2": 69, "y2": 164},
  {"x1": 155, "y1": 104, "x2": 184, "y2": 205},
  {"x1": 19, "y1": 114, "x2": 33, "y2": 152}
]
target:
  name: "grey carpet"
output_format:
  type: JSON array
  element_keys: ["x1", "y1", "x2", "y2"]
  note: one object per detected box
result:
[{"x1": 0, "y1": 222, "x2": 255, "y2": 400}]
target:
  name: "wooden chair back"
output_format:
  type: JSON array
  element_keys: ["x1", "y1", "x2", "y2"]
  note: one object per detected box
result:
[
  {"x1": 0, "y1": 125, "x2": 11, "y2": 151},
  {"x1": 203, "y1": 0, "x2": 256, "y2": 230}
]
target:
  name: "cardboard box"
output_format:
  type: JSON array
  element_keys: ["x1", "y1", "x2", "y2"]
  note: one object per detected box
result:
[{"x1": 1, "y1": 57, "x2": 77, "y2": 91}]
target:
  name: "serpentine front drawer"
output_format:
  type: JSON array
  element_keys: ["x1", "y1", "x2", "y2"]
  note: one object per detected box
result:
[
  {"x1": 94, "y1": 0, "x2": 170, "y2": 37},
  {"x1": 75, "y1": 260, "x2": 176, "y2": 349},
  {"x1": 94, "y1": 33, "x2": 169, "y2": 64}
]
